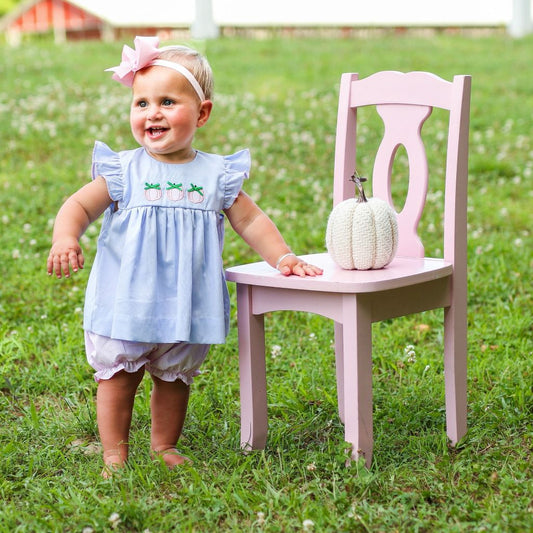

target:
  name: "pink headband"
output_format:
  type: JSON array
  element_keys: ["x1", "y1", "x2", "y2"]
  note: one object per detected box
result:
[{"x1": 105, "y1": 36, "x2": 206, "y2": 101}]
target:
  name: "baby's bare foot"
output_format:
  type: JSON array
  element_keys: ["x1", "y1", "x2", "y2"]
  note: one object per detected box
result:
[
  {"x1": 152, "y1": 447, "x2": 191, "y2": 469},
  {"x1": 102, "y1": 451, "x2": 126, "y2": 479}
]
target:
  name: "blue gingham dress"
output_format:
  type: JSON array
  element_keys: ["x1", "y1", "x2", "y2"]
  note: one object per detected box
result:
[{"x1": 84, "y1": 141, "x2": 250, "y2": 344}]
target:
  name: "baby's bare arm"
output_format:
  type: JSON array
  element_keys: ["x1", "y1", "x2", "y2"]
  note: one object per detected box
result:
[
  {"x1": 225, "y1": 191, "x2": 322, "y2": 277},
  {"x1": 47, "y1": 177, "x2": 112, "y2": 278}
]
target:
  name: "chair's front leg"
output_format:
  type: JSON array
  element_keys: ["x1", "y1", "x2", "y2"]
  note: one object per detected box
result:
[
  {"x1": 236, "y1": 283, "x2": 268, "y2": 451},
  {"x1": 342, "y1": 294, "x2": 373, "y2": 467}
]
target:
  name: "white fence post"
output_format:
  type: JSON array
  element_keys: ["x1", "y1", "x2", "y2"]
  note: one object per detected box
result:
[
  {"x1": 508, "y1": 0, "x2": 532, "y2": 37},
  {"x1": 191, "y1": 0, "x2": 219, "y2": 39}
]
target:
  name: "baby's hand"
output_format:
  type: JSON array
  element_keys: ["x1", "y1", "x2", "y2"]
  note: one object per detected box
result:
[
  {"x1": 278, "y1": 254, "x2": 323, "y2": 278},
  {"x1": 47, "y1": 237, "x2": 84, "y2": 278}
]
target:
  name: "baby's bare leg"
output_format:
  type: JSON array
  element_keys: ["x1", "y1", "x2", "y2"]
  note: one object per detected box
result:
[
  {"x1": 96, "y1": 368, "x2": 145, "y2": 475},
  {"x1": 150, "y1": 376, "x2": 191, "y2": 468}
]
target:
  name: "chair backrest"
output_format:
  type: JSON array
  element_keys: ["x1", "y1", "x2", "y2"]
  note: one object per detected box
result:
[{"x1": 333, "y1": 71, "x2": 471, "y2": 263}]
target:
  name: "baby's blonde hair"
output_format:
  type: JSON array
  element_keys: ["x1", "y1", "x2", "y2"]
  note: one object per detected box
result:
[{"x1": 157, "y1": 46, "x2": 214, "y2": 100}]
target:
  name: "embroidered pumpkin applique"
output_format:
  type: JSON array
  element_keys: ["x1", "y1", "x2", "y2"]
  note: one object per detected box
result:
[
  {"x1": 143, "y1": 182, "x2": 206, "y2": 204},
  {"x1": 187, "y1": 184, "x2": 204, "y2": 204},
  {"x1": 166, "y1": 182, "x2": 184, "y2": 201},
  {"x1": 144, "y1": 183, "x2": 162, "y2": 201}
]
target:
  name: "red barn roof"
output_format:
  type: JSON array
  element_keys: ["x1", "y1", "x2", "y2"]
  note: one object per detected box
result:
[{"x1": 1, "y1": 0, "x2": 192, "y2": 43}]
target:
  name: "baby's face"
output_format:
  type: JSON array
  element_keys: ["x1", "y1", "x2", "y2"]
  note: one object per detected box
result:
[{"x1": 130, "y1": 66, "x2": 210, "y2": 164}]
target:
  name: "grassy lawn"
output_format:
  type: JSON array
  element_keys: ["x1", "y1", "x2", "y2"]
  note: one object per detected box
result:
[{"x1": 0, "y1": 34, "x2": 532, "y2": 531}]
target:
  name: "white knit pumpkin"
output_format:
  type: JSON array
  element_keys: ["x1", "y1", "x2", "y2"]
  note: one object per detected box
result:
[{"x1": 326, "y1": 175, "x2": 398, "y2": 270}]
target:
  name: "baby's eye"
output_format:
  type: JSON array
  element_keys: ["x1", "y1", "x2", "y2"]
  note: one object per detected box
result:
[
  {"x1": 136, "y1": 100, "x2": 148, "y2": 108},
  {"x1": 162, "y1": 98, "x2": 174, "y2": 106}
]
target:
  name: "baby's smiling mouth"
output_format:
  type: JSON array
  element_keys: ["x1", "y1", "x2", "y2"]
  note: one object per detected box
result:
[{"x1": 147, "y1": 127, "x2": 168, "y2": 138}]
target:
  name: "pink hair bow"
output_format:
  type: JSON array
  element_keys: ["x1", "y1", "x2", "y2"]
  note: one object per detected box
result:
[{"x1": 105, "y1": 36, "x2": 160, "y2": 87}]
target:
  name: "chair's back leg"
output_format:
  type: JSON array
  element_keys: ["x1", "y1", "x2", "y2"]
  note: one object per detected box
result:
[
  {"x1": 443, "y1": 299, "x2": 468, "y2": 444},
  {"x1": 334, "y1": 321, "x2": 345, "y2": 424}
]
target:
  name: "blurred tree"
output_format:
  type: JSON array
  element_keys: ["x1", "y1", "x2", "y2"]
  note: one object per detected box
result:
[{"x1": 0, "y1": 0, "x2": 20, "y2": 17}]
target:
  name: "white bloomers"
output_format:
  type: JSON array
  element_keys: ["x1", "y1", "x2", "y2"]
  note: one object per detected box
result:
[{"x1": 85, "y1": 331, "x2": 210, "y2": 384}]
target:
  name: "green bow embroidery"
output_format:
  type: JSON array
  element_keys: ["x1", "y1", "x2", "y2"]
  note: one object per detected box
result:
[
  {"x1": 167, "y1": 182, "x2": 183, "y2": 190},
  {"x1": 187, "y1": 184, "x2": 204, "y2": 196},
  {"x1": 144, "y1": 183, "x2": 161, "y2": 190}
]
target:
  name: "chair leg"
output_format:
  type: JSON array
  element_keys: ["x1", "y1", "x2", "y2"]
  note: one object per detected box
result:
[
  {"x1": 236, "y1": 283, "x2": 268, "y2": 451},
  {"x1": 334, "y1": 321, "x2": 345, "y2": 423},
  {"x1": 342, "y1": 295, "x2": 373, "y2": 467},
  {"x1": 443, "y1": 302, "x2": 467, "y2": 444}
]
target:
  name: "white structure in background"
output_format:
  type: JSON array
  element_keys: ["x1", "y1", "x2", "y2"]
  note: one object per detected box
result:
[
  {"x1": 191, "y1": 0, "x2": 219, "y2": 39},
  {"x1": 209, "y1": 0, "x2": 531, "y2": 37},
  {"x1": 2, "y1": 0, "x2": 531, "y2": 42},
  {"x1": 210, "y1": 0, "x2": 526, "y2": 30},
  {"x1": 509, "y1": 0, "x2": 532, "y2": 36}
]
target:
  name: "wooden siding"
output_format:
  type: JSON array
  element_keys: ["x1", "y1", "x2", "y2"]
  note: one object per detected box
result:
[{"x1": 11, "y1": 0, "x2": 101, "y2": 33}]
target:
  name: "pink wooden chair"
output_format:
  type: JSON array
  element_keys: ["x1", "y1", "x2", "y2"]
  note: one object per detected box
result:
[{"x1": 225, "y1": 71, "x2": 471, "y2": 466}]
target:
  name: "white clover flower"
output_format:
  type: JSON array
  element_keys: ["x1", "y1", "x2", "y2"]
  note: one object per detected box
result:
[
  {"x1": 271, "y1": 345, "x2": 282, "y2": 358},
  {"x1": 404, "y1": 345, "x2": 416, "y2": 363},
  {"x1": 12, "y1": 249, "x2": 21, "y2": 259},
  {"x1": 303, "y1": 519, "x2": 315, "y2": 531},
  {"x1": 108, "y1": 512, "x2": 121, "y2": 529},
  {"x1": 256, "y1": 512, "x2": 266, "y2": 526},
  {"x1": 307, "y1": 462, "x2": 317, "y2": 471}
]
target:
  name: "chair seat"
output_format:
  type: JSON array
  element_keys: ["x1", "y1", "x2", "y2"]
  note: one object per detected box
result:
[{"x1": 226, "y1": 252, "x2": 452, "y2": 293}]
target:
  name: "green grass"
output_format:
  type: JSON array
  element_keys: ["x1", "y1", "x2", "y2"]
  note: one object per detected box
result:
[{"x1": 0, "y1": 34, "x2": 532, "y2": 531}]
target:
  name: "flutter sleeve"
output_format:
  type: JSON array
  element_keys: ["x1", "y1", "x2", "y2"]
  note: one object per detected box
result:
[
  {"x1": 223, "y1": 149, "x2": 251, "y2": 209},
  {"x1": 91, "y1": 141, "x2": 124, "y2": 202}
]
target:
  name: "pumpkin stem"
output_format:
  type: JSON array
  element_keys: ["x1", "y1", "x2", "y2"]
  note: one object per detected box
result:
[{"x1": 350, "y1": 171, "x2": 368, "y2": 203}]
